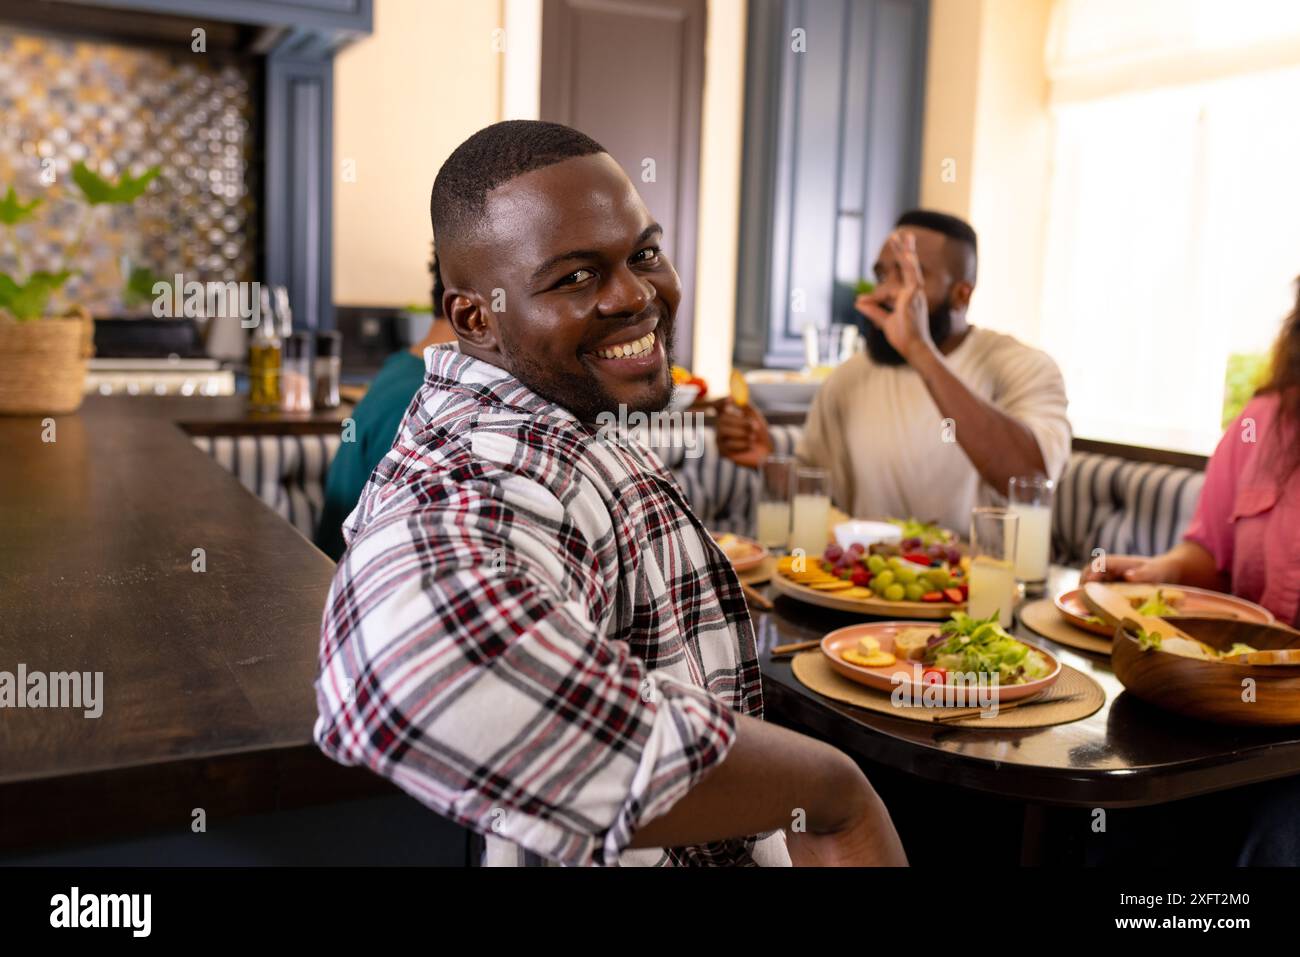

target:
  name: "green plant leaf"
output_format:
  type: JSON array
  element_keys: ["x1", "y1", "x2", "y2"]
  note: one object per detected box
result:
[
  {"x1": 0, "y1": 186, "x2": 43, "y2": 226},
  {"x1": 124, "y1": 265, "x2": 168, "y2": 308},
  {"x1": 0, "y1": 269, "x2": 74, "y2": 321},
  {"x1": 71, "y1": 161, "x2": 160, "y2": 205}
]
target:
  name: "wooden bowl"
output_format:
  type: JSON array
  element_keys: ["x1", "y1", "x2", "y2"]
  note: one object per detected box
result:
[{"x1": 1112, "y1": 616, "x2": 1300, "y2": 725}]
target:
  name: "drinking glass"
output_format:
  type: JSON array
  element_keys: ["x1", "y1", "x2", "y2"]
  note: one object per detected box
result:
[
  {"x1": 968, "y1": 507, "x2": 1019, "y2": 629},
  {"x1": 802, "y1": 323, "x2": 856, "y2": 375},
  {"x1": 790, "y1": 467, "x2": 831, "y2": 557},
  {"x1": 755, "y1": 455, "x2": 795, "y2": 551},
  {"x1": 1008, "y1": 476, "x2": 1054, "y2": 594}
]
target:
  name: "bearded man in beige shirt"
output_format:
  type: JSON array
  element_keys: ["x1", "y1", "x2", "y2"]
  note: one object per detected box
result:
[{"x1": 719, "y1": 210, "x2": 1071, "y2": 534}]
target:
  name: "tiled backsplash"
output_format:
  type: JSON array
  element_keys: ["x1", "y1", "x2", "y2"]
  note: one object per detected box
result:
[{"x1": 0, "y1": 27, "x2": 258, "y2": 316}]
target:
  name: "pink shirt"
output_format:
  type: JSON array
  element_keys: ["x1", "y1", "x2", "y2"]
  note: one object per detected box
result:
[{"x1": 1184, "y1": 393, "x2": 1300, "y2": 626}]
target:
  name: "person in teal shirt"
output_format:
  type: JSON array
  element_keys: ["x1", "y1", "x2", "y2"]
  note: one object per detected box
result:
[{"x1": 315, "y1": 257, "x2": 455, "y2": 560}]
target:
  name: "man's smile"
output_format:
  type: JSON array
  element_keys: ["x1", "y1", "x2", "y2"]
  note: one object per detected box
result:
[
  {"x1": 581, "y1": 313, "x2": 668, "y2": 382},
  {"x1": 591, "y1": 329, "x2": 656, "y2": 359}
]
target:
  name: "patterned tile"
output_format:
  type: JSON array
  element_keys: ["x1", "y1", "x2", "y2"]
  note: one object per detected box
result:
[{"x1": 0, "y1": 27, "x2": 258, "y2": 316}]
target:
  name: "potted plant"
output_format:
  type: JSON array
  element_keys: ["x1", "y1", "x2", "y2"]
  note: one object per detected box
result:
[{"x1": 0, "y1": 162, "x2": 160, "y2": 415}]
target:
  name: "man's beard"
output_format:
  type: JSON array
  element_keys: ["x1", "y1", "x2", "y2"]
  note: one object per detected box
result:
[
  {"x1": 864, "y1": 301, "x2": 954, "y2": 367},
  {"x1": 500, "y1": 312, "x2": 677, "y2": 424}
]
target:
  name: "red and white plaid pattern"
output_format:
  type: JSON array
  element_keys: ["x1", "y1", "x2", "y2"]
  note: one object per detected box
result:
[{"x1": 314, "y1": 344, "x2": 788, "y2": 866}]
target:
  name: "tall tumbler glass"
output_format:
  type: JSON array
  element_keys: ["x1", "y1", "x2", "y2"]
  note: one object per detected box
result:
[
  {"x1": 968, "y1": 507, "x2": 1019, "y2": 629},
  {"x1": 755, "y1": 455, "x2": 795, "y2": 552},
  {"x1": 790, "y1": 467, "x2": 831, "y2": 557},
  {"x1": 1008, "y1": 476, "x2": 1054, "y2": 594}
]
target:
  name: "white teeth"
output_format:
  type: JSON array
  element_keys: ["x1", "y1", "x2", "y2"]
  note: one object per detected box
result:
[{"x1": 595, "y1": 331, "x2": 655, "y2": 359}]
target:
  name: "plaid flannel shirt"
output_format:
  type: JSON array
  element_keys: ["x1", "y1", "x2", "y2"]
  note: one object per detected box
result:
[{"x1": 314, "y1": 344, "x2": 790, "y2": 867}]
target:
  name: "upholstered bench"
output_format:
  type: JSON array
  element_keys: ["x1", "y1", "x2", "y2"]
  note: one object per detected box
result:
[
  {"x1": 195, "y1": 426, "x2": 1207, "y2": 567},
  {"x1": 191, "y1": 434, "x2": 341, "y2": 539},
  {"x1": 1052, "y1": 451, "x2": 1205, "y2": 566}
]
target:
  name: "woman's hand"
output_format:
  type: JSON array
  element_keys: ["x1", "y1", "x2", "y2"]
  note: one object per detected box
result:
[{"x1": 1080, "y1": 553, "x2": 1182, "y2": 584}]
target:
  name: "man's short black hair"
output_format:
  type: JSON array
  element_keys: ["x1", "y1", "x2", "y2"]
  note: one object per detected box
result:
[
  {"x1": 895, "y1": 209, "x2": 978, "y2": 283},
  {"x1": 429, "y1": 120, "x2": 607, "y2": 254}
]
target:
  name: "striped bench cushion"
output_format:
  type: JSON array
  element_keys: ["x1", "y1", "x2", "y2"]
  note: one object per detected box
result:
[
  {"x1": 190, "y1": 426, "x2": 1205, "y2": 570},
  {"x1": 191, "y1": 434, "x2": 342, "y2": 539},
  {"x1": 1053, "y1": 452, "x2": 1204, "y2": 566}
]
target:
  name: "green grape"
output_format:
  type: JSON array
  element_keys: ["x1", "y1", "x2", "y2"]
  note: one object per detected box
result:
[
  {"x1": 884, "y1": 584, "x2": 906, "y2": 602},
  {"x1": 866, "y1": 554, "x2": 887, "y2": 574},
  {"x1": 873, "y1": 570, "x2": 895, "y2": 590},
  {"x1": 926, "y1": 568, "x2": 949, "y2": 589},
  {"x1": 896, "y1": 567, "x2": 918, "y2": 585},
  {"x1": 886, "y1": 556, "x2": 903, "y2": 570},
  {"x1": 904, "y1": 583, "x2": 925, "y2": 602}
]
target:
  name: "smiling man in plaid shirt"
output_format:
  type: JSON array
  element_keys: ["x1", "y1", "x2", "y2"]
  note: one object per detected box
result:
[{"x1": 313, "y1": 121, "x2": 905, "y2": 867}]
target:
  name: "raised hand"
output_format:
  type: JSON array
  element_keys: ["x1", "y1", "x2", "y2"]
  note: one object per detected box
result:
[{"x1": 854, "y1": 230, "x2": 935, "y2": 364}]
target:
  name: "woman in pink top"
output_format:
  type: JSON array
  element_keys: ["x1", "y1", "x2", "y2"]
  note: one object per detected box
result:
[
  {"x1": 1082, "y1": 286, "x2": 1300, "y2": 868},
  {"x1": 1084, "y1": 288, "x2": 1300, "y2": 627}
]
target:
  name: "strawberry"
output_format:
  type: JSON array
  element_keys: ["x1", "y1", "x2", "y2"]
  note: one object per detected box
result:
[
  {"x1": 921, "y1": 590, "x2": 943, "y2": 603},
  {"x1": 944, "y1": 587, "x2": 964, "y2": 604}
]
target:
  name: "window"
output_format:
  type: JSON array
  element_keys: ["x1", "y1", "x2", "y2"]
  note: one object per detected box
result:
[{"x1": 1039, "y1": 0, "x2": 1300, "y2": 453}]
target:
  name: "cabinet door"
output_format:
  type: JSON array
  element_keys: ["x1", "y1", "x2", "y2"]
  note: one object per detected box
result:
[
  {"x1": 541, "y1": 0, "x2": 706, "y2": 367},
  {"x1": 735, "y1": 0, "x2": 929, "y2": 368}
]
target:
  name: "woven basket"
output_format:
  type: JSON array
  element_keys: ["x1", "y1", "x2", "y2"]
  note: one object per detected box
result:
[{"x1": 0, "y1": 306, "x2": 95, "y2": 415}]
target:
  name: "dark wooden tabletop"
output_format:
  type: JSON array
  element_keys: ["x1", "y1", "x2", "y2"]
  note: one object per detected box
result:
[
  {"x1": 69, "y1": 393, "x2": 355, "y2": 436},
  {"x1": 757, "y1": 567, "x2": 1300, "y2": 808},
  {"x1": 0, "y1": 397, "x2": 382, "y2": 853}
]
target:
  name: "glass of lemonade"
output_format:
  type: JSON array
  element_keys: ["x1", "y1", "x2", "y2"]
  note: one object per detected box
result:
[
  {"x1": 790, "y1": 467, "x2": 831, "y2": 557},
  {"x1": 755, "y1": 455, "x2": 795, "y2": 552},
  {"x1": 968, "y1": 507, "x2": 1019, "y2": 629},
  {"x1": 1008, "y1": 476, "x2": 1054, "y2": 594}
]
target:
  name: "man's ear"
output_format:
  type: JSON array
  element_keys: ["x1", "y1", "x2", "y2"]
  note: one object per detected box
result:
[
  {"x1": 949, "y1": 280, "x2": 974, "y2": 313},
  {"x1": 446, "y1": 289, "x2": 499, "y2": 350}
]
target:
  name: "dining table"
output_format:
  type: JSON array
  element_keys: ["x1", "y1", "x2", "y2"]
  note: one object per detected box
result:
[{"x1": 753, "y1": 564, "x2": 1300, "y2": 863}]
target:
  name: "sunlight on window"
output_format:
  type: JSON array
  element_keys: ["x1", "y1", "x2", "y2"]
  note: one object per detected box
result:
[{"x1": 1041, "y1": 2, "x2": 1300, "y2": 452}]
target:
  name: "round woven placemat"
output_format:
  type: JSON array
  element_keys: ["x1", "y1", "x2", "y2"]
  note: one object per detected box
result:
[
  {"x1": 790, "y1": 650, "x2": 1105, "y2": 728},
  {"x1": 738, "y1": 556, "x2": 775, "y2": 586},
  {"x1": 1019, "y1": 598, "x2": 1113, "y2": 656}
]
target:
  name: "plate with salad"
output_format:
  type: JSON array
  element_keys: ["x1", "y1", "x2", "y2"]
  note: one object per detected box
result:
[
  {"x1": 1055, "y1": 583, "x2": 1274, "y2": 636},
  {"x1": 821, "y1": 612, "x2": 1062, "y2": 704}
]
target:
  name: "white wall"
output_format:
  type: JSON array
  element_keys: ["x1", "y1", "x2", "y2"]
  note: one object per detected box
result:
[
  {"x1": 333, "y1": 0, "x2": 506, "y2": 307},
  {"x1": 690, "y1": 0, "x2": 748, "y2": 394},
  {"x1": 919, "y1": 0, "x2": 1054, "y2": 346}
]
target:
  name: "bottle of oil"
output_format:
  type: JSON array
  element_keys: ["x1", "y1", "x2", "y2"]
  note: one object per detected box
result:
[{"x1": 248, "y1": 288, "x2": 281, "y2": 410}]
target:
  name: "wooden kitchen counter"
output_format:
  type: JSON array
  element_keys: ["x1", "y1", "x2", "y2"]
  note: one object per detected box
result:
[{"x1": 0, "y1": 396, "x2": 384, "y2": 853}]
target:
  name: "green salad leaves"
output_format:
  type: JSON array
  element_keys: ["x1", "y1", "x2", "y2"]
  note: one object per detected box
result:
[{"x1": 925, "y1": 612, "x2": 1051, "y2": 685}]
